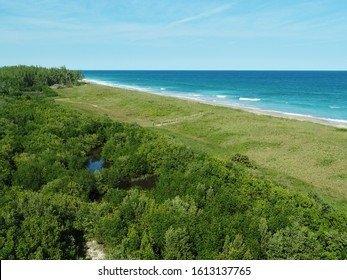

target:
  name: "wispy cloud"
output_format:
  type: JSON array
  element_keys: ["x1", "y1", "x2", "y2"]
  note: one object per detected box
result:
[
  {"x1": 168, "y1": 4, "x2": 232, "y2": 26},
  {"x1": 1, "y1": 0, "x2": 346, "y2": 69}
]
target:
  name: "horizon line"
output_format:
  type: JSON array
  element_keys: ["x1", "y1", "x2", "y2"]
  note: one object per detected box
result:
[{"x1": 79, "y1": 69, "x2": 347, "y2": 71}]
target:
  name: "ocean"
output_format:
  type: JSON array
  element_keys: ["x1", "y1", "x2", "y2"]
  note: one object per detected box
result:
[{"x1": 82, "y1": 71, "x2": 347, "y2": 124}]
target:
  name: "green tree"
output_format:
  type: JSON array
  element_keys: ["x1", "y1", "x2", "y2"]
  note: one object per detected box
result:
[
  {"x1": 267, "y1": 222, "x2": 323, "y2": 259},
  {"x1": 219, "y1": 234, "x2": 252, "y2": 260},
  {"x1": 163, "y1": 226, "x2": 193, "y2": 260},
  {"x1": 138, "y1": 231, "x2": 156, "y2": 260}
]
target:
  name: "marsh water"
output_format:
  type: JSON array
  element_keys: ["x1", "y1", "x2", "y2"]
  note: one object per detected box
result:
[
  {"x1": 86, "y1": 158, "x2": 104, "y2": 171},
  {"x1": 86, "y1": 146, "x2": 107, "y2": 171}
]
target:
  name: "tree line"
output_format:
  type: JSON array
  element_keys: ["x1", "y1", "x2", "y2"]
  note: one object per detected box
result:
[
  {"x1": 0, "y1": 65, "x2": 84, "y2": 96},
  {"x1": 0, "y1": 66, "x2": 346, "y2": 259}
]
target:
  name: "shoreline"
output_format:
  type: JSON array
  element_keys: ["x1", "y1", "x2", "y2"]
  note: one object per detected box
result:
[{"x1": 82, "y1": 79, "x2": 347, "y2": 129}]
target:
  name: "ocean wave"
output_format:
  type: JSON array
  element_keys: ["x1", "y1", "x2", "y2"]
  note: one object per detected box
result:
[
  {"x1": 239, "y1": 97, "x2": 261, "y2": 101},
  {"x1": 160, "y1": 87, "x2": 166, "y2": 91},
  {"x1": 283, "y1": 112, "x2": 314, "y2": 118},
  {"x1": 329, "y1": 106, "x2": 341, "y2": 109},
  {"x1": 114, "y1": 83, "x2": 153, "y2": 93},
  {"x1": 83, "y1": 79, "x2": 116, "y2": 88},
  {"x1": 83, "y1": 79, "x2": 154, "y2": 94},
  {"x1": 216, "y1": 95, "x2": 227, "y2": 98},
  {"x1": 267, "y1": 110, "x2": 347, "y2": 124},
  {"x1": 320, "y1": 117, "x2": 347, "y2": 124},
  {"x1": 184, "y1": 97, "x2": 204, "y2": 101}
]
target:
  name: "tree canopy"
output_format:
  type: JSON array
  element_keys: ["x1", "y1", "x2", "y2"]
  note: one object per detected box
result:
[
  {"x1": 0, "y1": 65, "x2": 84, "y2": 96},
  {"x1": 1, "y1": 66, "x2": 346, "y2": 260}
]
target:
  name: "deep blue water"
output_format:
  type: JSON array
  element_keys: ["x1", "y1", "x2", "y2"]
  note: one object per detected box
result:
[{"x1": 82, "y1": 71, "x2": 347, "y2": 124}]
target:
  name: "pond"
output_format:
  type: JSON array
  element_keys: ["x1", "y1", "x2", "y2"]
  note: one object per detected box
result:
[
  {"x1": 86, "y1": 159, "x2": 105, "y2": 171},
  {"x1": 86, "y1": 146, "x2": 109, "y2": 172}
]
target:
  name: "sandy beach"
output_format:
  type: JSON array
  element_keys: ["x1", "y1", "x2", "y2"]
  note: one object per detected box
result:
[
  {"x1": 231, "y1": 106, "x2": 347, "y2": 128},
  {"x1": 83, "y1": 79, "x2": 347, "y2": 129}
]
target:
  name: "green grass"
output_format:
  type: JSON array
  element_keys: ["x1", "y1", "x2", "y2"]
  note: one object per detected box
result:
[{"x1": 55, "y1": 84, "x2": 347, "y2": 210}]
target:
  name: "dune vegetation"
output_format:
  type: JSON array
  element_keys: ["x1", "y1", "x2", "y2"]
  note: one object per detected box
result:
[{"x1": 55, "y1": 83, "x2": 347, "y2": 211}]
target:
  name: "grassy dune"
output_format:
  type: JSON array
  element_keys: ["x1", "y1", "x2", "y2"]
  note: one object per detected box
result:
[{"x1": 55, "y1": 84, "x2": 347, "y2": 210}]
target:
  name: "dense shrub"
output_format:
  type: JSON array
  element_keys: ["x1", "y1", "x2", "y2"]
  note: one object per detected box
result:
[
  {"x1": 0, "y1": 65, "x2": 83, "y2": 96},
  {"x1": 1, "y1": 68, "x2": 346, "y2": 259}
]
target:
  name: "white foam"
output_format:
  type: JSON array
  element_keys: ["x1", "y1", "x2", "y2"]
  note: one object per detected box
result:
[
  {"x1": 84, "y1": 78, "x2": 155, "y2": 94},
  {"x1": 216, "y1": 95, "x2": 227, "y2": 98},
  {"x1": 260, "y1": 109, "x2": 347, "y2": 124},
  {"x1": 83, "y1": 79, "x2": 116, "y2": 88},
  {"x1": 239, "y1": 97, "x2": 261, "y2": 101},
  {"x1": 283, "y1": 112, "x2": 313, "y2": 117},
  {"x1": 185, "y1": 97, "x2": 203, "y2": 102},
  {"x1": 320, "y1": 117, "x2": 347, "y2": 124},
  {"x1": 160, "y1": 87, "x2": 166, "y2": 91}
]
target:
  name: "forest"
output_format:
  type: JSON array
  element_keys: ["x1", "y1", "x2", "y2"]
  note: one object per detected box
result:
[
  {"x1": 0, "y1": 65, "x2": 83, "y2": 97},
  {"x1": 0, "y1": 66, "x2": 347, "y2": 260}
]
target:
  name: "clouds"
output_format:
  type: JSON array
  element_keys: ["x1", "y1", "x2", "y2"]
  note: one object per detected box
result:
[
  {"x1": 3, "y1": 0, "x2": 345, "y2": 40},
  {"x1": 168, "y1": 4, "x2": 232, "y2": 26},
  {"x1": 0, "y1": 0, "x2": 346, "y2": 69}
]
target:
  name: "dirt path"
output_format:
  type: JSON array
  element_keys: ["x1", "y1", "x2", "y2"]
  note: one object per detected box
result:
[
  {"x1": 55, "y1": 98, "x2": 101, "y2": 109},
  {"x1": 154, "y1": 111, "x2": 211, "y2": 126}
]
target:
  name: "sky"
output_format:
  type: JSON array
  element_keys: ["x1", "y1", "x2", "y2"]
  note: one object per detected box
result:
[{"x1": 1, "y1": 0, "x2": 347, "y2": 70}]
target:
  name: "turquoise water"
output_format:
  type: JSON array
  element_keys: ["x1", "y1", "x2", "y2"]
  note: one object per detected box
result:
[{"x1": 82, "y1": 71, "x2": 347, "y2": 124}]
